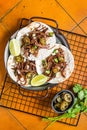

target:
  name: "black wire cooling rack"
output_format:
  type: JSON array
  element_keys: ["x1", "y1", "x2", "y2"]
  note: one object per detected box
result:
[{"x1": 0, "y1": 17, "x2": 87, "y2": 126}]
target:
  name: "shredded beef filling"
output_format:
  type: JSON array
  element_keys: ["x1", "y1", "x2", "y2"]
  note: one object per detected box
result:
[
  {"x1": 13, "y1": 55, "x2": 37, "y2": 85},
  {"x1": 21, "y1": 24, "x2": 54, "y2": 57},
  {"x1": 42, "y1": 48, "x2": 67, "y2": 80}
]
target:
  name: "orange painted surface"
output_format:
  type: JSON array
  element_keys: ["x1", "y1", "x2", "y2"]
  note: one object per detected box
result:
[{"x1": 0, "y1": 0, "x2": 87, "y2": 130}]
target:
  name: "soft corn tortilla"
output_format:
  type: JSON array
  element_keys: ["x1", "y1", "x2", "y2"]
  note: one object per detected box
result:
[{"x1": 36, "y1": 44, "x2": 74, "y2": 84}]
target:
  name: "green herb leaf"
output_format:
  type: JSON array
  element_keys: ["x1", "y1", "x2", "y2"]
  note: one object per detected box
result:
[
  {"x1": 78, "y1": 90, "x2": 85, "y2": 100},
  {"x1": 74, "y1": 97, "x2": 78, "y2": 105},
  {"x1": 68, "y1": 107, "x2": 73, "y2": 113},
  {"x1": 69, "y1": 107, "x2": 80, "y2": 115},
  {"x1": 83, "y1": 108, "x2": 87, "y2": 112},
  {"x1": 84, "y1": 89, "x2": 87, "y2": 95},
  {"x1": 73, "y1": 84, "x2": 82, "y2": 93},
  {"x1": 84, "y1": 98, "x2": 87, "y2": 106}
]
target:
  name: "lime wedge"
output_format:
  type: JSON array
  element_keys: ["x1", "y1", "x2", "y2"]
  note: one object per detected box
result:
[
  {"x1": 31, "y1": 74, "x2": 48, "y2": 86},
  {"x1": 9, "y1": 39, "x2": 20, "y2": 56}
]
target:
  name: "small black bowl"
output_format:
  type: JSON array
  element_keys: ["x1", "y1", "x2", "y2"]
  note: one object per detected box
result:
[{"x1": 51, "y1": 90, "x2": 75, "y2": 114}]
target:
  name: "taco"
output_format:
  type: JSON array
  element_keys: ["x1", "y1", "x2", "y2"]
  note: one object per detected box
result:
[
  {"x1": 16, "y1": 21, "x2": 56, "y2": 60},
  {"x1": 36, "y1": 44, "x2": 74, "y2": 83},
  {"x1": 7, "y1": 55, "x2": 37, "y2": 86}
]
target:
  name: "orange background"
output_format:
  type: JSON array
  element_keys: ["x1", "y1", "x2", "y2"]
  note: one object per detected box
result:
[{"x1": 0, "y1": 0, "x2": 87, "y2": 130}]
